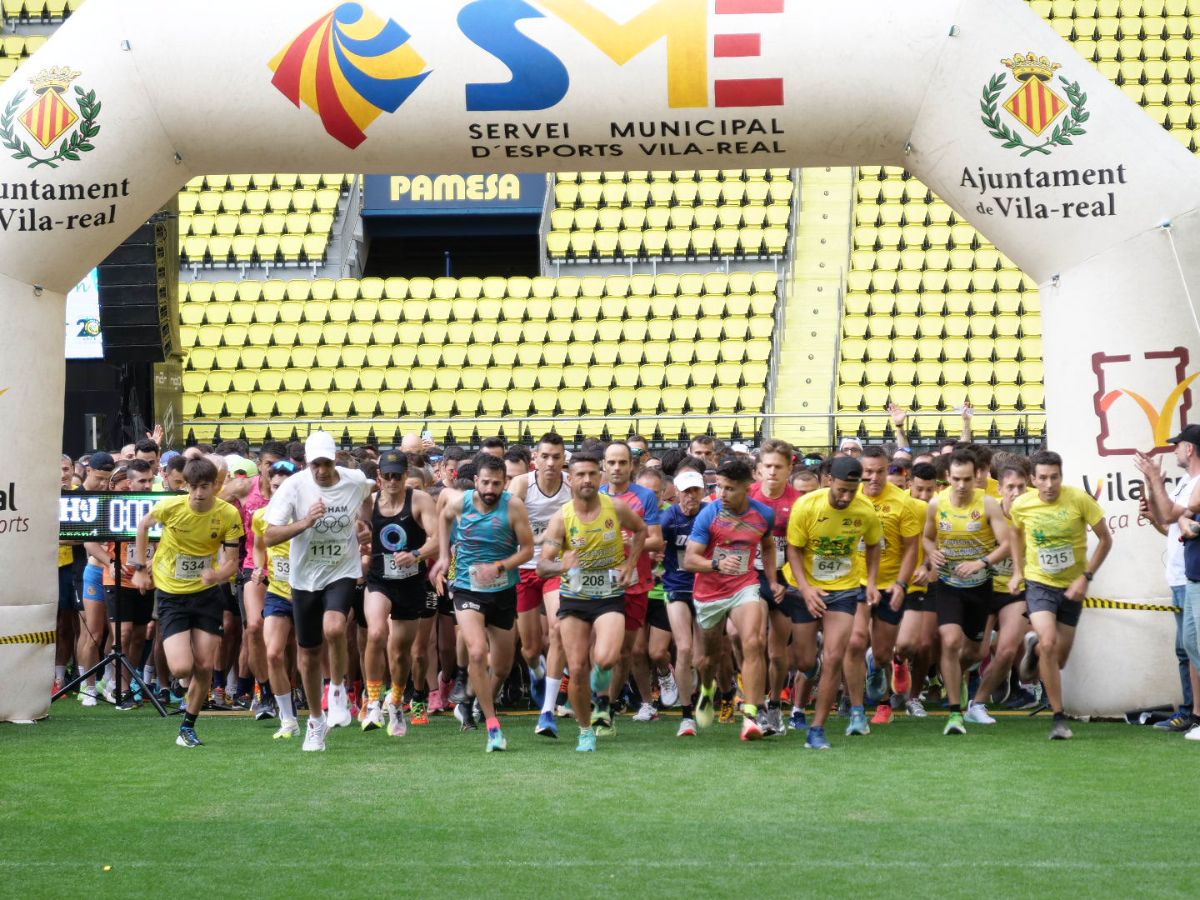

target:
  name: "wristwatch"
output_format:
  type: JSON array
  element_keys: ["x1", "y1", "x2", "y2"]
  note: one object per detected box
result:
[
  {"x1": 895, "y1": 580, "x2": 908, "y2": 592},
  {"x1": 711, "y1": 558, "x2": 720, "y2": 572},
  {"x1": 978, "y1": 558, "x2": 992, "y2": 573},
  {"x1": 130, "y1": 563, "x2": 147, "y2": 572},
  {"x1": 1083, "y1": 570, "x2": 1095, "y2": 581}
]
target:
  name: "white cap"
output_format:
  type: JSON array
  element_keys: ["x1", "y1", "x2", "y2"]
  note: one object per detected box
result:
[
  {"x1": 839, "y1": 437, "x2": 863, "y2": 450},
  {"x1": 731, "y1": 442, "x2": 750, "y2": 454},
  {"x1": 674, "y1": 471, "x2": 705, "y2": 493},
  {"x1": 305, "y1": 431, "x2": 337, "y2": 464}
]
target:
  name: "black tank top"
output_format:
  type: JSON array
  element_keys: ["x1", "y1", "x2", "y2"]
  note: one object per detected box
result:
[{"x1": 369, "y1": 489, "x2": 426, "y2": 582}]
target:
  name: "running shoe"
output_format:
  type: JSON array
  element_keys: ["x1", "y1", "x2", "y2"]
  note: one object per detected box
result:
[
  {"x1": 409, "y1": 700, "x2": 429, "y2": 726},
  {"x1": 1184, "y1": 723, "x2": 1200, "y2": 741},
  {"x1": 696, "y1": 682, "x2": 717, "y2": 729},
  {"x1": 486, "y1": 728, "x2": 507, "y2": 753},
  {"x1": 943, "y1": 711, "x2": 967, "y2": 735},
  {"x1": 718, "y1": 698, "x2": 736, "y2": 724},
  {"x1": 327, "y1": 685, "x2": 352, "y2": 729},
  {"x1": 677, "y1": 717, "x2": 697, "y2": 737},
  {"x1": 1154, "y1": 710, "x2": 1194, "y2": 732},
  {"x1": 387, "y1": 701, "x2": 407, "y2": 737},
  {"x1": 892, "y1": 659, "x2": 912, "y2": 697},
  {"x1": 632, "y1": 702, "x2": 658, "y2": 722},
  {"x1": 905, "y1": 697, "x2": 928, "y2": 718},
  {"x1": 576, "y1": 728, "x2": 597, "y2": 752},
  {"x1": 472, "y1": 697, "x2": 483, "y2": 725},
  {"x1": 964, "y1": 702, "x2": 996, "y2": 725},
  {"x1": 1049, "y1": 719, "x2": 1073, "y2": 740},
  {"x1": 866, "y1": 652, "x2": 887, "y2": 704},
  {"x1": 1017, "y1": 631, "x2": 1040, "y2": 683},
  {"x1": 1008, "y1": 683, "x2": 1045, "y2": 711},
  {"x1": 658, "y1": 671, "x2": 679, "y2": 708},
  {"x1": 454, "y1": 702, "x2": 476, "y2": 732},
  {"x1": 231, "y1": 692, "x2": 252, "y2": 711},
  {"x1": 302, "y1": 716, "x2": 329, "y2": 752},
  {"x1": 845, "y1": 708, "x2": 870, "y2": 736},
  {"x1": 175, "y1": 726, "x2": 203, "y2": 748},
  {"x1": 590, "y1": 664, "x2": 613, "y2": 694},
  {"x1": 529, "y1": 668, "x2": 545, "y2": 710},
  {"x1": 790, "y1": 708, "x2": 808, "y2": 733},
  {"x1": 805, "y1": 725, "x2": 831, "y2": 750},
  {"x1": 273, "y1": 720, "x2": 300, "y2": 740},
  {"x1": 428, "y1": 688, "x2": 447, "y2": 714},
  {"x1": 252, "y1": 695, "x2": 276, "y2": 721},
  {"x1": 836, "y1": 695, "x2": 850, "y2": 718},
  {"x1": 593, "y1": 711, "x2": 616, "y2": 737},
  {"x1": 762, "y1": 706, "x2": 783, "y2": 737},
  {"x1": 740, "y1": 716, "x2": 764, "y2": 741},
  {"x1": 210, "y1": 687, "x2": 226, "y2": 710},
  {"x1": 871, "y1": 704, "x2": 893, "y2": 725},
  {"x1": 116, "y1": 694, "x2": 140, "y2": 712},
  {"x1": 448, "y1": 673, "x2": 468, "y2": 705},
  {"x1": 535, "y1": 710, "x2": 558, "y2": 738},
  {"x1": 361, "y1": 701, "x2": 384, "y2": 732},
  {"x1": 101, "y1": 680, "x2": 116, "y2": 704},
  {"x1": 81, "y1": 688, "x2": 97, "y2": 708},
  {"x1": 51, "y1": 678, "x2": 63, "y2": 697}
]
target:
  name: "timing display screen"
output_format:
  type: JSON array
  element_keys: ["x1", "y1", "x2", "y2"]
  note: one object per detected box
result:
[{"x1": 59, "y1": 491, "x2": 182, "y2": 541}]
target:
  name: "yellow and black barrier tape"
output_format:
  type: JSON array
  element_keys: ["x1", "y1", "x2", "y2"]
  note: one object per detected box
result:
[
  {"x1": 1084, "y1": 598, "x2": 1181, "y2": 613},
  {"x1": 0, "y1": 630, "x2": 55, "y2": 645}
]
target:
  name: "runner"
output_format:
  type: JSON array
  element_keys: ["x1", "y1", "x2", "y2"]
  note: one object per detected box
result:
[
  {"x1": 130, "y1": 457, "x2": 244, "y2": 748},
  {"x1": 631, "y1": 466, "x2": 677, "y2": 724},
  {"x1": 428, "y1": 455, "x2": 534, "y2": 752},
  {"x1": 597, "y1": 442, "x2": 664, "y2": 734},
  {"x1": 250, "y1": 460, "x2": 302, "y2": 739},
  {"x1": 1009, "y1": 450, "x2": 1112, "y2": 740},
  {"x1": 510, "y1": 433, "x2": 573, "y2": 737},
  {"x1": 659, "y1": 469, "x2": 706, "y2": 736},
  {"x1": 76, "y1": 451, "x2": 115, "y2": 707},
  {"x1": 537, "y1": 452, "x2": 645, "y2": 751},
  {"x1": 893, "y1": 461, "x2": 938, "y2": 717},
  {"x1": 362, "y1": 450, "x2": 439, "y2": 736},
  {"x1": 264, "y1": 431, "x2": 375, "y2": 752},
  {"x1": 922, "y1": 449, "x2": 1011, "y2": 736},
  {"x1": 846, "y1": 447, "x2": 921, "y2": 729},
  {"x1": 684, "y1": 460, "x2": 779, "y2": 741},
  {"x1": 784, "y1": 456, "x2": 882, "y2": 749}
]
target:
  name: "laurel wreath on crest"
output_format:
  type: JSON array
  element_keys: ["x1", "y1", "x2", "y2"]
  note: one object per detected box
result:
[
  {"x1": 0, "y1": 85, "x2": 101, "y2": 169},
  {"x1": 980, "y1": 73, "x2": 1089, "y2": 157}
]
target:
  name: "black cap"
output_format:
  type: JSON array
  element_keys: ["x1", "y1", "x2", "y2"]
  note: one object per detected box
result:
[
  {"x1": 88, "y1": 451, "x2": 116, "y2": 472},
  {"x1": 379, "y1": 450, "x2": 408, "y2": 475},
  {"x1": 1168, "y1": 425, "x2": 1200, "y2": 447},
  {"x1": 830, "y1": 456, "x2": 863, "y2": 482}
]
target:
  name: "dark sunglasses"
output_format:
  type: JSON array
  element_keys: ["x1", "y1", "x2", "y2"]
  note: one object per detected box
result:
[
  {"x1": 380, "y1": 471, "x2": 406, "y2": 481},
  {"x1": 270, "y1": 461, "x2": 299, "y2": 475}
]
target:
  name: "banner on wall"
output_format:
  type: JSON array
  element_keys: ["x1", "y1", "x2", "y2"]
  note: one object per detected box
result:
[
  {"x1": 363, "y1": 173, "x2": 546, "y2": 215},
  {"x1": 64, "y1": 269, "x2": 102, "y2": 360}
]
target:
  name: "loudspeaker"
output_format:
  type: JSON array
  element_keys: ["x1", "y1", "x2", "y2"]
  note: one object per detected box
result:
[{"x1": 97, "y1": 214, "x2": 179, "y2": 362}]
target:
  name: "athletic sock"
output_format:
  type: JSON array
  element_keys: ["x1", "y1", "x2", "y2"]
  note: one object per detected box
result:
[
  {"x1": 766, "y1": 699, "x2": 779, "y2": 711},
  {"x1": 541, "y1": 676, "x2": 562, "y2": 714},
  {"x1": 413, "y1": 689, "x2": 428, "y2": 702},
  {"x1": 237, "y1": 675, "x2": 253, "y2": 697},
  {"x1": 681, "y1": 704, "x2": 694, "y2": 719},
  {"x1": 949, "y1": 704, "x2": 962, "y2": 713},
  {"x1": 721, "y1": 688, "x2": 735, "y2": 701},
  {"x1": 486, "y1": 716, "x2": 502, "y2": 732},
  {"x1": 212, "y1": 669, "x2": 226, "y2": 690},
  {"x1": 366, "y1": 680, "x2": 383, "y2": 704},
  {"x1": 743, "y1": 703, "x2": 758, "y2": 719},
  {"x1": 54, "y1": 665, "x2": 65, "y2": 682},
  {"x1": 851, "y1": 705, "x2": 865, "y2": 716},
  {"x1": 1053, "y1": 710, "x2": 1066, "y2": 721},
  {"x1": 182, "y1": 711, "x2": 198, "y2": 730},
  {"x1": 275, "y1": 693, "x2": 296, "y2": 722},
  {"x1": 257, "y1": 680, "x2": 271, "y2": 699},
  {"x1": 389, "y1": 685, "x2": 403, "y2": 706}
]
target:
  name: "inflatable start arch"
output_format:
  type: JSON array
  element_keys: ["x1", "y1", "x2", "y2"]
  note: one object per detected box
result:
[{"x1": 3, "y1": 0, "x2": 1199, "y2": 721}]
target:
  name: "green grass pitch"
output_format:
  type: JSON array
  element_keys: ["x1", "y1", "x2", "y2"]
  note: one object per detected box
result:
[{"x1": 2, "y1": 702, "x2": 1196, "y2": 898}]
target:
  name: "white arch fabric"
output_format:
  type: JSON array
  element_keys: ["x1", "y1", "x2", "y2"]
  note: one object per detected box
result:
[{"x1": 1, "y1": 0, "x2": 1197, "y2": 721}]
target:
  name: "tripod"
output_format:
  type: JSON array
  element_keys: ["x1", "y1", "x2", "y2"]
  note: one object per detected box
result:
[{"x1": 52, "y1": 541, "x2": 169, "y2": 717}]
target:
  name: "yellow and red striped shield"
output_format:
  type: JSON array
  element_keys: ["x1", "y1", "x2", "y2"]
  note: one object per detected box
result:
[
  {"x1": 18, "y1": 89, "x2": 78, "y2": 149},
  {"x1": 1003, "y1": 78, "x2": 1066, "y2": 137}
]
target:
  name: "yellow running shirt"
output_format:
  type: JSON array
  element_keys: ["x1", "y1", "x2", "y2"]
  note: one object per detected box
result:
[
  {"x1": 1009, "y1": 486, "x2": 1104, "y2": 589},
  {"x1": 152, "y1": 495, "x2": 244, "y2": 596},
  {"x1": 860, "y1": 483, "x2": 922, "y2": 590},
  {"x1": 252, "y1": 508, "x2": 291, "y2": 601},
  {"x1": 560, "y1": 493, "x2": 627, "y2": 601},
  {"x1": 933, "y1": 487, "x2": 996, "y2": 589},
  {"x1": 785, "y1": 489, "x2": 881, "y2": 591}
]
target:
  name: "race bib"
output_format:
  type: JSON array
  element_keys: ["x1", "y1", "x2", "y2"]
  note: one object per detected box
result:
[
  {"x1": 532, "y1": 520, "x2": 548, "y2": 537},
  {"x1": 174, "y1": 554, "x2": 209, "y2": 581},
  {"x1": 1037, "y1": 546, "x2": 1076, "y2": 574},
  {"x1": 383, "y1": 553, "x2": 419, "y2": 581},
  {"x1": 991, "y1": 556, "x2": 1014, "y2": 578},
  {"x1": 272, "y1": 556, "x2": 290, "y2": 582},
  {"x1": 573, "y1": 568, "x2": 621, "y2": 598},
  {"x1": 715, "y1": 547, "x2": 750, "y2": 575},
  {"x1": 812, "y1": 555, "x2": 852, "y2": 583},
  {"x1": 469, "y1": 563, "x2": 509, "y2": 591},
  {"x1": 758, "y1": 536, "x2": 787, "y2": 571},
  {"x1": 309, "y1": 542, "x2": 345, "y2": 565}
]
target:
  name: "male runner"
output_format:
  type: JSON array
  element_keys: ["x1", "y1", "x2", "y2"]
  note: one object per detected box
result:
[
  {"x1": 922, "y1": 449, "x2": 1011, "y2": 736},
  {"x1": 893, "y1": 462, "x2": 938, "y2": 717},
  {"x1": 684, "y1": 460, "x2": 779, "y2": 741},
  {"x1": 510, "y1": 433, "x2": 573, "y2": 736},
  {"x1": 131, "y1": 457, "x2": 243, "y2": 747},
  {"x1": 847, "y1": 447, "x2": 921, "y2": 728},
  {"x1": 597, "y1": 442, "x2": 663, "y2": 734},
  {"x1": 265, "y1": 431, "x2": 374, "y2": 752},
  {"x1": 363, "y1": 450, "x2": 439, "y2": 736},
  {"x1": 785, "y1": 456, "x2": 882, "y2": 749},
  {"x1": 240, "y1": 441, "x2": 287, "y2": 720},
  {"x1": 428, "y1": 455, "x2": 534, "y2": 752},
  {"x1": 537, "y1": 452, "x2": 645, "y2": 751},
  {"x1": 1009, "y1": 450, "x2": 1111, "y2": 740},
  {"x1": 660, "y1": 469, "x2": 706, "y2": 736}
]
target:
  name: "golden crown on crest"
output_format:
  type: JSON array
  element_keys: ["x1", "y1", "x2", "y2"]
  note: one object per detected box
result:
[
  {"x1": 28, "y1": 66, "x2": 82, "y2": 94},
  {"x1": 1001, "y1": 52, "x2": 1062, "y2": 82}
]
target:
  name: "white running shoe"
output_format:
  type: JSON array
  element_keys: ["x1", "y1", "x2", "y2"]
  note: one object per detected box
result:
[
  {"x1": 327, "y1": 685, "x2": 352, "y2": 728},
  {"x1": 658, "y1": 672, "x2": 679, "y2": 708},
  {"x1": 905, "y1": 698, "x2": 928, "y2": 718},
  {"x1": 361, "y1": 701, "x2": 384, "y2": 732},
  {"x1": 302, "y1": 716, "x2": 329, "y2": 752},
  {"x1": 677, "y1": 717, "x2": 697, "y2": 737},
  {"x1": 1185, "y1": 723, "x2": 1200, "y2": 741},
  {"x1": 386, "y1": 701, "x2": 407, "y2": 737},
  {"x1": 100, "y1": 680, "x2": 116, "y2": 704},
  {"x1": 964, "y1": 702, "x2": 996, "y2": 725},
  {"x1": 273, "y1": 720, "x2": 300, "y2": 740},
  {"x1": 632, "y1": 702, "x2": 659, "y2": 722},
  {"x1": 81, "y1": 688, "x2": 97, "y2": 708}
]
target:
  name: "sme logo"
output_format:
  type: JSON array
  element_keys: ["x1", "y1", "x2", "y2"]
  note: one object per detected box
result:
[{"x1": 271, "y1": 0, "x2": 785, "y2": 147}]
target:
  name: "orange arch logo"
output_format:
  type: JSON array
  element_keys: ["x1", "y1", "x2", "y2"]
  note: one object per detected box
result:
[{"x1": 1093, "y1": 349, "x2": 1197, "y2": 456}]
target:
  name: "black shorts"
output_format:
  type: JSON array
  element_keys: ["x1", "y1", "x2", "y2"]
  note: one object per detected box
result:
[
  {"x1": 558, "y1": 594, "x2": 625, "y2": 624},
  {"x1": 219, "y1": 582, "x2": 240, "y2": 617},
  {"x1": 933, "y1": 582, "x2": 992, "y2": 643},
  {"x1": 105, "y1": 585, "x2": 153, "y2": 626},
  {"x1": 871, "y1": 594, "x2": 904, "y2": 626},
  {"x1": 58, "y1": 565, "x2": 76, "y2": 613},
  {"x1": 436, "y1": 589, "x2": 453, "y2": 616},
  {"x1": 350, "y1": 581, "x2": 366, "y2": 628},
  {"x1": 1025, "y1": 581, "x2": 1083, "y2": 628},
  {"x1": 991, "y1": 589, "x2": 1026, "y2": 615},
  {"x1": 366, "y1": 577, "x2": 438, "y2": 621},
  {"x1": 646, "y1": 597, "x2": 670, "y2": 631},
  {"x1": 903, "y1": 589, "x2": 933, "y2": 614},
  {"x1": 156, "y1": 587, "x2": 224, "y2": 640},
  {"x1": 760, "y1": 571, "x2": 812, "y2": 624},
  {"x1": 292, "y1": 578, "x2": 357, "y2": 649},
  {"x1": 453, "y1": 587, "x2": 518, "y2": 630}
]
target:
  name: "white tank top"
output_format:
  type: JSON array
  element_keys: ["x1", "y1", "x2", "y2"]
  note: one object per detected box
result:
[{"x1": 521, "y1": 471, "x2": 573, "y2": 569}]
